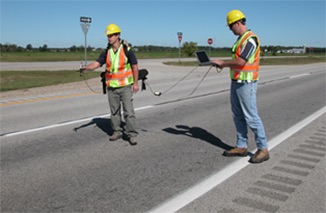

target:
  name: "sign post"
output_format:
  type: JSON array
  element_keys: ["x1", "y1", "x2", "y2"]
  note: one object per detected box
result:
[
  {"x1": 207, "y1": 38, "x2": 213, "y2": 56},
  {"x1": 80, "y1": 16, "x2": 92, "y2": 66},
  {"x1": 177, "y1": 32, "x2": 183, "y2": 63}
]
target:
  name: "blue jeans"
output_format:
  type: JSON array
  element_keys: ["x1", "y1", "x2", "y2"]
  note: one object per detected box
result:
[{"x1": 230, "y1": 81, "x2": 268, "y2": 150}]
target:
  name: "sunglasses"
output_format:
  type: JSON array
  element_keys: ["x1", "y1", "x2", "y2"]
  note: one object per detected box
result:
[
  {"x1": 229, "y1": 22, "x2": 237, "y2": 30},
  {"x1": 107, "y1": 33, "x2": 119, "y2": 38}
]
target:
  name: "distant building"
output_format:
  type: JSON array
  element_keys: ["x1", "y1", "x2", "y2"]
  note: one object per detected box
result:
[{"x1": 282, "y1": 46, "x2": 306, "y2": 54}]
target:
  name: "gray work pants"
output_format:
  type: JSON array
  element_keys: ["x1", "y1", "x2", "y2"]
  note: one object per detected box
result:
[{"x1": 107, "y1": 85, "x2": 138, "y2": 137}]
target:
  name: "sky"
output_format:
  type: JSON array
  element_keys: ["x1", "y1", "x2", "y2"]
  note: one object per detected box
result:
[{"x1": 1, "y1": 0, "x2": 325, "y2": 49}]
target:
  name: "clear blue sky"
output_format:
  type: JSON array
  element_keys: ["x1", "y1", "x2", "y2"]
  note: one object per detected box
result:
[{"x1": 1, "y1": 0, "x2": 325, "y2": 48}]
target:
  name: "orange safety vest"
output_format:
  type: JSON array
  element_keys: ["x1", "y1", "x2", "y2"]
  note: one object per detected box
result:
[
  {"x1": 230, "y1": 31, "x2": 260, "y2": 81},
  {"x1": 105, "y1": 44, "x2": 134, "y2": 88}
]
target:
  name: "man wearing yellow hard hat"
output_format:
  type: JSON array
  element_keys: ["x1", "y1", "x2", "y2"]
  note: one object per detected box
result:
[
  {"x1": 81, "y1": 23, "x2": 139, "y2": 145},
  {"x1": 212, "y1": 10, "x2": 269, "y2": 163}
]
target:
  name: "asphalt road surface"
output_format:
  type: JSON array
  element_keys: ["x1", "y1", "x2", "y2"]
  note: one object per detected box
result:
[{"x1": 1, "y1": 61, "x2": 325, "y2": 213}]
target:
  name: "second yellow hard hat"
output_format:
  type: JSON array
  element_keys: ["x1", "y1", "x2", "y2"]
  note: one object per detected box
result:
[{"x1": 226, "y1": 10, "x2": 246, "y2": 26}]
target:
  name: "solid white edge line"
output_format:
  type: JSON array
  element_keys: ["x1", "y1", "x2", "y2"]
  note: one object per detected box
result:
[
  {"x1": 1, "y1": 105, "x2": 154, "y2": 138},
  {"x1": 289, "y1": 73, "x2": 309, "y2": 79},
  {"x1": 1, "y1": 114, "x2": 110, "y2": 137},
  {"x1": 148, "y1": 106, "x2": 326, "y2": 213}
]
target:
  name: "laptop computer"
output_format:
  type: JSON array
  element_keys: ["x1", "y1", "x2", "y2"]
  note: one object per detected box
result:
[{"x1": 195, "y1": 50, "x2": 214, "y2": 66}]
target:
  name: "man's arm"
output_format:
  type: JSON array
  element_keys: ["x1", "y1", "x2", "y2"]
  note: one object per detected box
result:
[
  {"x1": 82, "y1": 61, "x2": 101, "y2": 71},
  {"x1": 80, "y1": 51, "x2": 106, "y2": 72},
  {"x1": 212, "y1": 57, "x2": 246, "y2": 69},
  {"x1": 212, "y1": 38, "x2": 257, "y2": 71},
  {"x1": 127, "y1": 50, "x2": 139, "y2": 93},
  {"x1": 132, "y1": 64, "x2": 139, "y2": 93}
]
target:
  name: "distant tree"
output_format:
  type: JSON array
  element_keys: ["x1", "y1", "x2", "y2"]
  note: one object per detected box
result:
[
  {"x1": 1, "y1": 43, "x2": 18, "y2": 52},
  {"x1": 26, "y1": 44, "x2": 33, "y2": 51},
  {"x1": 16, "y1": 46, "x2": 24, "y2": 52},
  {"x1": 182, "y1": 42, "x2": 198, "y2": 57},
  {"x1": 70, "y1": 45, "x2": 78, "y2": 52},
  {"x1": 87, "y1": 45, "x2": 93, "y2": 51},
  {"x1": 39, "y1": 44, "x2": 48, "y2": 52}
]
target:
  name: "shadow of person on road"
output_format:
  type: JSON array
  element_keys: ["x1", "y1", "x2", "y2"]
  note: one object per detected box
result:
[
  {"x1": 162, "y1": 125, "x2": 233, "y2": 151},
  {"x1": 73, "y1": 118, "x2": 114, "y2": 136}
]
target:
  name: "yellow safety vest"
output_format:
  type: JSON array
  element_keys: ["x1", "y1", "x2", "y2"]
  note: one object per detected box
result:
[
  {"x1": 105, "y1": 44, "x2": 134, "y2": 88},
  {"x1": 230, "y1": 31, "x2": 260, "y2": 81}
]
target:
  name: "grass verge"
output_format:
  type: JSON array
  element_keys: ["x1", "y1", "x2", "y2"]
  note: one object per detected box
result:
[
  {"x1": 1, "y1": 56, "x2": 324, "y2": 92},
  {"x1": 0, "y1": 71, "x2": 100, "y2": 92}
]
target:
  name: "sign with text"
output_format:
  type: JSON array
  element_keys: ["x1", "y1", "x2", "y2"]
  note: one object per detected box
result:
[
  {"x1": 178, "y1": 35, "x2": 182, "y2": 42},
  {"x1": 80, "y1": 17, "x2": 92, "y2": 23},
  {"x1": 177, "y1": 32, "x2": 183, "y2": 63},
  {"x1": 177, "y1": 32, "x2": 183, "y2": 43},
  {"x1": 80, "y1": 16, "x2": 91, "y2": 66},
  {"x1": 207, "y1": 38, "x2": 213, "y2": 45}
]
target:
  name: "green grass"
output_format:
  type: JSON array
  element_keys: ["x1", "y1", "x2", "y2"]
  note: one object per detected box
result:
[
  {"x1": 0, "y1": 52, "x2": 101, "y2": 62},
  {"x1": 0, "y1": 70, "x2": 100, "y2": 92},
  {"x1": 0, "y1": 53, "x2": 324, "y2": 92},
  {"x1": 260, "y1": 56, "x2": 325, "y2": 65},
  {"x1": 0, "y1": 50, "x2": 231, "y2": 62}
]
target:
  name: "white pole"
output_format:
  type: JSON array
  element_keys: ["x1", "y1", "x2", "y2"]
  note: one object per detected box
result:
[{"x1": 84, "y1": 33, "x2": 87, "y2": 66}]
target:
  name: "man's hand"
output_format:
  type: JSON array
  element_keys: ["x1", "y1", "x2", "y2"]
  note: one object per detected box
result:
[
  {"x1": 133, "y1": 82, "x2": 139, "y2": 94},
  {"x1": 79, "y1": 67, "x2": 86, "y2": 76},
  {"x1": 212, "y1": 59, "x2": 225, "y2": 68}
]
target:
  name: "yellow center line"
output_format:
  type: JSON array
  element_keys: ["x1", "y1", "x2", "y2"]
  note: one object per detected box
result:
[{"x1": 0, "y1": 92, "x2": 96, "y2": 107}]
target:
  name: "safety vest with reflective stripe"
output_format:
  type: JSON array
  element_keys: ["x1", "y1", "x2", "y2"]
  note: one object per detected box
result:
[
  {"x1": 230, "y1": 31, "x2": 260, "y2": 81},
  {"x1": 105, "y1": 44, "x2": 134, "y2": 88}
]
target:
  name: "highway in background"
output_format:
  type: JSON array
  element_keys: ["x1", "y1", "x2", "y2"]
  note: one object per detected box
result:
[{"x1": 1, "y1": 61, "x2": 325, "y2": 212}]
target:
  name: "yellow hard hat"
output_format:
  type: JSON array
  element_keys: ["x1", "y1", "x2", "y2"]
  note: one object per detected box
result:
[
  {"x1": 105, "y1": 24, "x2": 121, "y2": 35},
  {"x1": 226, "y1": 10, "x2": 246, "y2": 26}
]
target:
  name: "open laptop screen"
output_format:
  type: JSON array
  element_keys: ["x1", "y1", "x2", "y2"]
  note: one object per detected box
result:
[{"x1": 195, "y1": 50, "x2": 213, "y2": 66}]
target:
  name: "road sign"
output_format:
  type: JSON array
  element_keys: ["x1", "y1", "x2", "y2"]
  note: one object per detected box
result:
[
  {"x1": 207, "y1": 38, "x2": 213, "y2": 45},
  {"x1": 177, "y1": 32, "x2": 183, "y2": 63},
  {"x1": 178, "y1": 35, "x2": 182, "y2": 43},
  {"x1": 80, "y1": 23, "x2": 90, "y2": 36},
  {"x1": 80, "y1": 16, "x2": 92, "y2": 66},
  {"x1": 80, "y1": 17, "x2": 92, "y2": 23},
  {"x1": 177, "y1": 32, "x2": 183, "y2": 42}
]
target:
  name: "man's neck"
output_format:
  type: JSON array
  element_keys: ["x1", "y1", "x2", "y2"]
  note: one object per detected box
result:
[
  {"x1": 239, "y1": 26, "x2": 248, "y2": 36},
  {"x1": 112, "y1": 40, "x2": 120, "y2": 51}
]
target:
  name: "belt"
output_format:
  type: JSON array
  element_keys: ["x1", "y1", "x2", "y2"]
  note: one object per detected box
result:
[{"x1": 231, "y1": 79, "x2": 257, "y2": 83}]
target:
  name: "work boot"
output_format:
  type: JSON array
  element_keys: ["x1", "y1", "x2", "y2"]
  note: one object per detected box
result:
[
  {"x1": 109, "y1": 132, "x2": 122, "y2": 141},
  {"x1": 223, "y1": 147, "x2": 248, "y2": 157},
  {"x1": 129, "y1": 136, "x2": 137, "y2": 146},
  {"x1": 249, "y1": 149, "x2": 270, "y2": 163}
]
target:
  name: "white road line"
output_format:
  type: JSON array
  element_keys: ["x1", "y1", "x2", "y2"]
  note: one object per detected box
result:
[
  {"x1": 290, "y1": 73, "x2": 309, "y2": 78},
  {"x1": 0, "y1": 105, "x2": 154, "y2": 138},
  {"x1": 148, "y1": 106, "x2": 326, "y2": 213}
]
